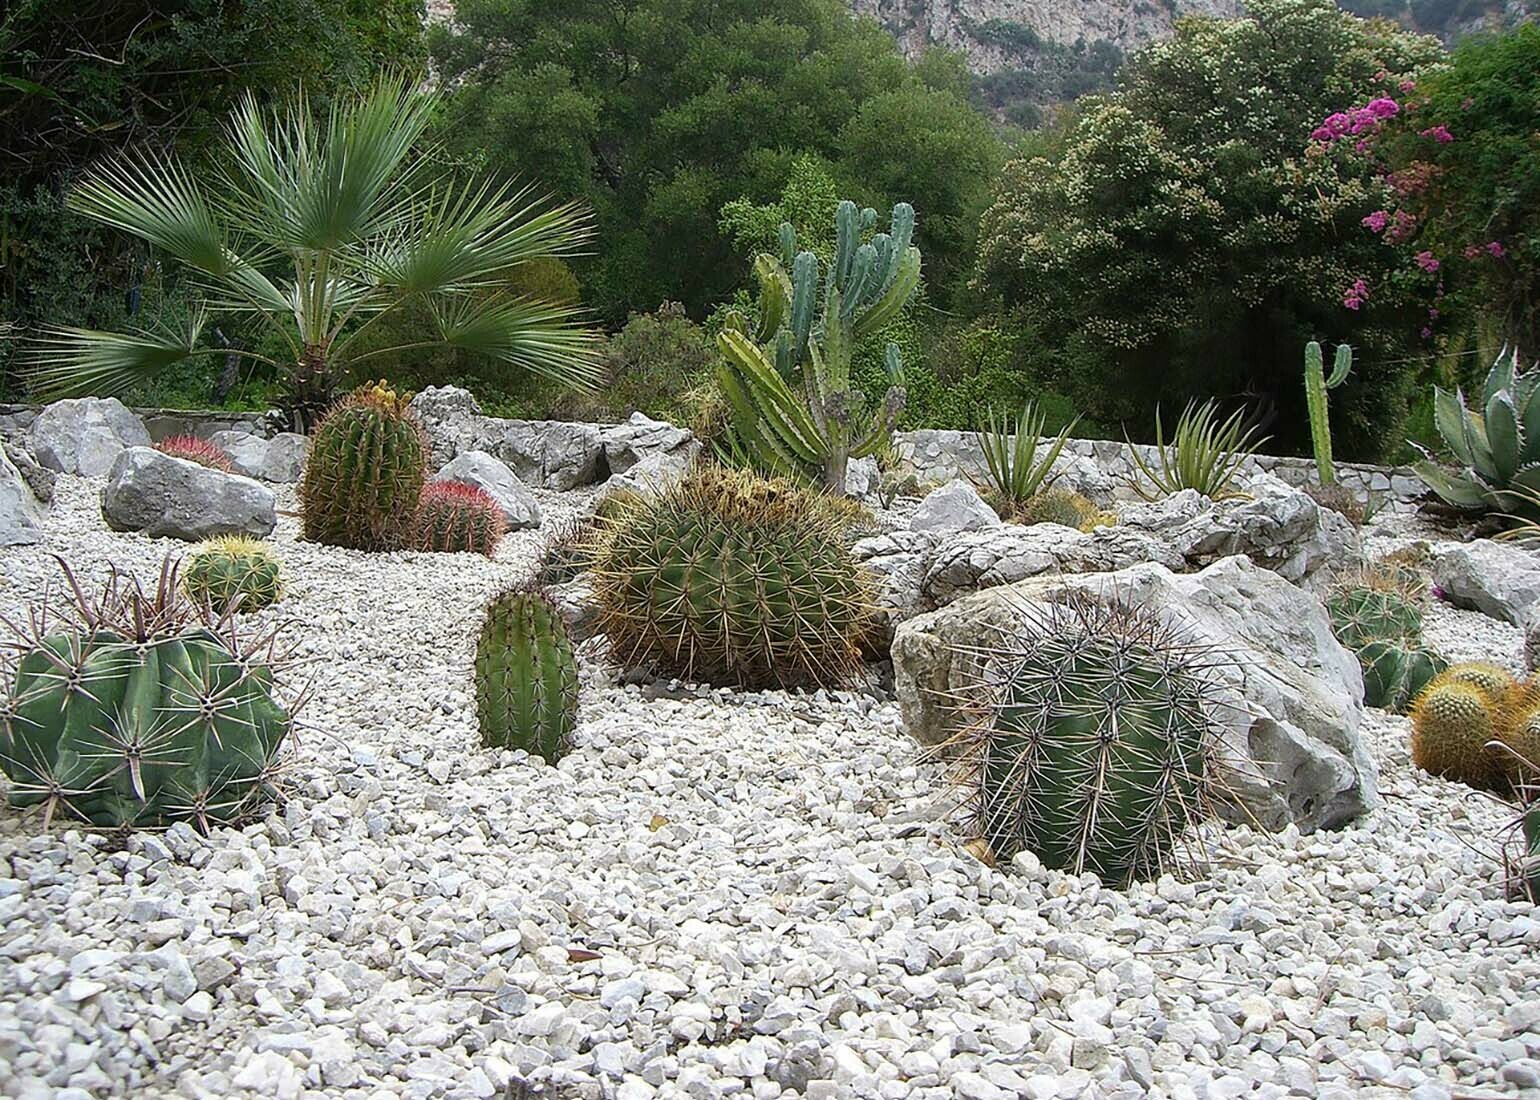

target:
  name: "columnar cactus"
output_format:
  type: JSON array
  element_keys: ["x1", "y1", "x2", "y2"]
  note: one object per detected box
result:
[
  {"x1": 592, "y1": 468, "x2": 871, "y2": 688},
  {"x1": 183, "y1": 536, "x2": 283, "y2": 612},
  {"x1": 474, "y1": 586, "x2": 578, "y2": 761},
  {"x1": 154, "y1": 434, "x2": 234, "y2": 473},
  {"x1": 953, "y1": 592, "x2": 1222, "y2": 886},
  {"x1": 1304, "y1": 341, "x2": 1352, "y2": 485},
  {"x1": 0, "y1": 558, "x2": 293, "y2": 830},
  {"x1": 415, "y1": 482, "x2": 507, "y2": 556},
  {"x1": 300, "y1": 382, "x2": 427, "y2": 550}
]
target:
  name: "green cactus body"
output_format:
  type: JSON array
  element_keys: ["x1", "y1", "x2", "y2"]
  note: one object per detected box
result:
[
  {"x1": 965, "y1": 594, "x2": 1217, "y2": 886},
  {"x1": 1305, "y1": 341, "x2": 1351, "y2": 486},
  {"x1": 1, "y1": 628, "x2": 290, "y2": 829},
  {"x1": 300, "y1": 384, "x2": 427, "y2": 550},
  {"x1": 183, "y1": 536, "x2": 283, "y2": 612},
  {"x1": 1358, "y1": 639, "x2": 1447, "y2": 713},
  {"x1": 593, "y1": 468, "x2": 870, "y2": 688},
  {"x1": 1327, "y1": 586, "x2": 1423, "y2": 651},
  {"x1": 474, "y1": 588, "x2": 578, "y2": 761}
]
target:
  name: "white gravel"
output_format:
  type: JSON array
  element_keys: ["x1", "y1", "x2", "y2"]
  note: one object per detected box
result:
[{"x1": 1, "y1": 478, "x2": 1537, "y2": 1100}]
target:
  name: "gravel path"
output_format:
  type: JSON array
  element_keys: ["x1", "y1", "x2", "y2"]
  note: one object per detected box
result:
[{"x1": 1, "y1": 479, "x2": 1537, "y2": 1100}]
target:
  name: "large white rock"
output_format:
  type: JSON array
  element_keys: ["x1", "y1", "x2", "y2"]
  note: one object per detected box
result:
[
  {"x1": 101, "y1": 447, "x2": 276, "y2": 541},
  {"x1": 0, "y1": 447, "x2": 45, "y2": 546},
  {"x1": 910, "y1": 480, "x2": 1001, "y2": 533},
  {"x1": 430, "y1": 450, "x2": 541, "y2": 530},
  {"x1": 492, "y1": 420, "x2": 605, "y2": 491},
  {"x1": 1431, "y1": 539, "x2": 1540, "y2": 626},
  {"x1": 600, "y1": 412, "x2": 696, "y2": 475},
  {"x1": 30, "y1": 397, "x2": 150, "y2": 476},
  {"x1": 408, "y1": 385, "x2": 491, "y2": 467},
  {"x1": 605, "y1": 446, "x2": 700, "y2": 497},
  {"x1": 209, "y1": 430, "x2": 307, "y2": 482},
  {"x1": 891, "y1": 555, "x2": 1375, "y2": 834}
]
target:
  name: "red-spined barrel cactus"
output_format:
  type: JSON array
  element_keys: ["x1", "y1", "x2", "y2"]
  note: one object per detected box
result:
[
  {"x1": 415, "y1": 482, "x2": 506, "y2": 556},
  {"x1": 300, "y1": 382, "x2": 427, "y2": 550},
  {"x1": 154, "y1": 435, "x2": 234, "y2": 473}
]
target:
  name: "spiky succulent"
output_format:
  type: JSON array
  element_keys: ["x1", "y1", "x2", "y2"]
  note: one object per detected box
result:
[
  {"x1": 183, "y1": 536, "x2": 283, "y2": 613},
  {"x1": 1413, "y1": 348, "x2": 1540, "y2": 518},
  {"x1": 1326, "y1": 566, "x2": 1443, "y2": 713},
  {"x1": 415, "y1": 482, "x2": 507, "y2": 556},
  {"x1": 950, "y1": 590, "x2": 1224, "y2": 886},
  {"x1": 1358, "y1": 639, "x2": 1446, "y2": 714},
  {"x1": 300, "y1": 382, "x2": 427, "y2": 550},
  {"x1": 1015, "y1": 487, "x2": 1099, "y2": 531},
  {"x1": 1327, "y1": 583, "x2": 1423, "y2": 651},
  {"x1": 1409, "y1": 662, "x2": 1516, "y2": 791},
  {"x1": 0, "y1": 557, "x2": 293, "y2": 831},
  {"x1": 592, "y1": 467, "x2": 871, "y2": 689},
  {"x1": 474, "y1": 586, "x2": 578, "y2": 761},
  {"x1": 154, "y1": 435, "x2": 233, "y2": 473}
]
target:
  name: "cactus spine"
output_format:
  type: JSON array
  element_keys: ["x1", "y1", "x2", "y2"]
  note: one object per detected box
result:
[
  {"x1": 1512, "y1": 799, "x2": 1540, "y2": 903},
  {"x1": 1305, "y1": 341, "x2": 1351, "y2": 485},
  {"x1": 415, "y1": 482, "x2": 507, "y2": 556},
  {"x1": 300, "y1": 382, "x2": 427, "y2": 550},
  {"x1": 474, "y1": 587, "x2": 578, "y2": 761},
  {"x1": 1409, "y1": 662, "x2": 1516, "y2": 790},
  {"x1": 955, "y1": 592, "x2": 1221, "y2": 886},
  {"x1": 155, "y1": 435, "x2": 235, "y2": 473},
  {"x1": 183, "y1": 536, "x2": 283, "y2": 612},
  {"x1": 1327, "y1": 566, "x2": 1444, "y2": 712}
]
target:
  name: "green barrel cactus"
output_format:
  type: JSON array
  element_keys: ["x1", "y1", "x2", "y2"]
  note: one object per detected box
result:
[
  {"x1": 1327, "y1": 584, "x2": 1423, "y2": 651},
  {"x1": 958, "y1": 592, "x2": 1221, "y2": 886},
  {"x1": 300, "y1": 381, "x2": 427, "y2": 550},
  {"x1": 1358, "y1": 639, "x2": 1446, "y2": 713},
  {"x1": 1304, "y1": 341, "x2": 1352, "y2": 486},
  {"x1": 183, "y1": 536, "x2": 283, "y2": 612},
  {"x1": 593, "y1": 467, "x2": 871, "y2": 689},
  {"x1": 474, "y1": 587, "x2": 578, "y2": 761},
  {"x1": 0, "y1": 559, "x2": 292, "y2": 831}
]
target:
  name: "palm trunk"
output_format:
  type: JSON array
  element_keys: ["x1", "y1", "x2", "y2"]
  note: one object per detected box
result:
[{"x1": 286, "y1": 347, "x2": 337, "y2": 433}]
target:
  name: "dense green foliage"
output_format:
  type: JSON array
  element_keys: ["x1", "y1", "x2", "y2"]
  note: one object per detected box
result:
[{"x1": 429, "y1": 0, "x2": 1003, "y2": 323}]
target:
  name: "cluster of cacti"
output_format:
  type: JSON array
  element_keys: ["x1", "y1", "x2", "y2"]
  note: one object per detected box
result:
[
  {"x1": 183, "y1": 536, "x2": 283, "y2": 612},
  {"x1": 0, "y1": 557, "x2": 293, "y2": 831},
  {"x1": 717, "y1": 200, "x2": 920, "y2": 491},
  {"x1": 1413, "y1": 348, "x2": 1540, "y2": 519},
  {"x1": 154, "y1": 434, "x2": 233, "y2": 473},
  {"x1": 1327, "y1": 566, "x2": 1445, "y2": 712},
  {"x1": 474, "y1": 586, "x2": 579, "y2": 761},
  {"x1": 300, "y1": 381, "x2": 427, "y2": 550},
  {"x1": 1014, "y1": 487, "x2": 1113, "y2": 531},
  {"x1": 953, "y1": 591, "x2": 1222, "y2": 886},
  {"x1": 414, "y1": 482, "x2": 507, "y2": 556},
  {"x1": 592, "y1": 467, "x2": 871, "y2": 688},
  {"x1": 1410, "y1": 662, "x2": 1540, "y2": 793},
  {"x1": 1304, "y1": 341, "x2": 1352, "y2": 486}
]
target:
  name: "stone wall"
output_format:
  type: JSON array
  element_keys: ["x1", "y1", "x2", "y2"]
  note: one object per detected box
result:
[{"x1": 0, "y1": 404, "x2": 273, "y2": 442}]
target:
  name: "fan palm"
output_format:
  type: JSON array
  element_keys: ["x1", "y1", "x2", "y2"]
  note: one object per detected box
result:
[{"x1": 28, "y1": 77, "x2": 600, "y2": 427}]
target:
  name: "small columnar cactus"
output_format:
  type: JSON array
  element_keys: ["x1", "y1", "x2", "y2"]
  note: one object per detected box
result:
[
  {"x1": 183, "y1": 536, "x2": 283, "y2": 612},
  {"x1": 1304, "y1": 341, "x2": 1352, "y2": 486},
  {"x1": 0, "y1": 557, "x2": 293, "y2": 830},
  {"x1": 415, "y1": 482, "x2": 507, "y2": 556},
  {"x1": 952, "y1": 591, "x2": 1223, "y2": 886},
  {"x1": 474, "y1": 586, "x2": 578, "y2": 761},
  {"x1": 593, "y1": 468, "x2": 871, "y2": 688},
  {"x1": 154, "y1": 434, "x2": 234, "y2": 473},
  {"x1": 1409, "y1": 663, "x2": 1516, "y2": 790},
  {"x1": 300, "y1": 382, "x2": 427, "y2": 550}
]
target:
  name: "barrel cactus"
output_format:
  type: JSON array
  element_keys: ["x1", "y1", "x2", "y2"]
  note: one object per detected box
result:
[
  {"x1": 183, "y1": 536, "x2": 283, "y2": 612},
  {"x1": 415, "y1": 482, "x2": 507, "y2": 556},
  {"x1": 154, "y1": 434, "x2": 234, "y2": 473},
  {"x1": 1358, "y1": 639, "x2": 1446, "y2": 715},
  {"x1": 1016, "y1": 487, "x2": 1099, "y2": 531},
  {"x1": 1327, "y1": 567, "x2": 1443, "y2": 712},
  {"x1": 1409, "y1": 662, "x2": 1516, "y2": 790},
  {"x1": 300, "y1": 381, "x2": 427, "y2": 550},
  {"x1": 1413, "y1": 347, "x2": 1540, "y2": 518},
  {"x1": 0, "y1": 558, "x2": 292, "y2": 830},
  {"x1": 474, "y1": 586, "x2": 578, "y2": 761},
  {"x1": 592, "y1": 467, "x2": 871, "y2": 688},
  {"x1": 954, "y1": 591, "x2": 1223, "y2": 886}
]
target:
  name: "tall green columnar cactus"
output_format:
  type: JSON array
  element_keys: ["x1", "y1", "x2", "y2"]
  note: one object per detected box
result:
[
  {"x1": 717, "y1": 200, "x2": 921, "y2": 493},
  {"x1": 300, "y1": 381, "x2": 428, "y2": 550},
  {"x1": 955, "y1": 592, "x2": 1221, "y2": 886},
  {"x1": 474, "y1": 587, "x2": 578, "y2": 762},
  {"x1": 0, "y1": 558, "x2": 292, "y2": 831},
  {"x1": 1305, "y1": 341, "x2": 1352, "y2": 485}
]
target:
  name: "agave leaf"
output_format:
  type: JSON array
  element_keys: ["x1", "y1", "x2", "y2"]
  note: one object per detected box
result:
[
  {"x1": 1411, "y1": 458, "x2": 1488, "y2": 509},
  {"x1": 1432, "y1": 387, "x2": 1475, "y2": 468},
  {"x1": 1485, "y1": 390, "x2": 1522, "y2": 482},
  {"x1": 1483, "y1": 347, "x2": 1516, "y2": 409}
]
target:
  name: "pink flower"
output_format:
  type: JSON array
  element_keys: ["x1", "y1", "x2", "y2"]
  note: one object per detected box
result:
[
  {"x1": 1422, "y1": 327, "x2": 1434, "y2": 339},
  {"x1": 1465, "y1": 244, "x2": 1482, "y2": 260},
  {"x1": 1343, "y1": 278, "x2": 1370, "y2": 311},
  {"x1": 1369, "y1": 97, "x2": 1401, "y2": 119},
  {"x1": 1386, "y1": 210, "x2": 1419, "y2": 244},
  {"x1": 1415, "y1": 251, "x2": 1440, "y2": 273},
  {"x1": 1361, "y1": 210, "x2": 1389, "y2": 233},
  {"x1": 1420, "y1": 125, "x2": 1454, "y2": 144},
  {"x1": 1311, "y1": 126, "x2": 1333, "y2": 142},
  {"x1": 1399, "y1": 79, "x2": 1417, "y2": 93},
  {"x1": 1486, "y1": 240, "x2": 1507, "y2": 259}
]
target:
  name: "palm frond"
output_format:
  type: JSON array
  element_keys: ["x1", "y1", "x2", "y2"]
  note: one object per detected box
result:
[
  {"x1": 27, "y1": 315, "x2": 208, "y2": 399},
  {"x1": 428, "y1": 295, "x2": 603, "y2": 390},
  {"x1": 69, "y1": 152, "x2": 231, "y2": 275}
]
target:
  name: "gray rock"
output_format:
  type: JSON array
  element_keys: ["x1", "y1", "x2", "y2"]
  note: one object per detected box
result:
[
  {"x1": 408, "y1": 385, "x2": 490, "y2": 467},
  {"x1": 431, "y1": 450, "x2": 542, "y2": 530},
  {"x1": 101, "y1": 447, "x2": 276, "y2": 541},
  {"x1": 492, "y1": 420, "x2": 605, "y2": 491},
  {"x1": 605, "y1": 446, "x2": 699, "y2": 497},
  {"x1": 891, "y1": 555, "x2": 1374, "y2": 833},
  {"x1": 209, "y1": 430, "x2": 307, "y2": 483},
  {"x1": 30, "y1": 397, "x2": 150, "y2": 476},
  {"x1": 550, "y1": 578, "x2": 602, "y2": 643},
  {"x1": 1432, "y1": 539, "x2": 1540, "y2": 626},
  {"x1": 1046, "y1": 452, "x2": 1117, "y2": 504},
  {"x1": 845, "y1": 456, "x2": 881, "y2": 502},
  {"x1": 0, "y1": 446, "x2": 46, "y2": 546},
  {"x1": 600, "y1": 412, "x2": 695, "y2": 475},
  {"x1": 4, "y1": 439, "x2": 55, "y2": 502},
  {"x1": 911, "y1": 480, "x2": 1001, "y2": 533}
]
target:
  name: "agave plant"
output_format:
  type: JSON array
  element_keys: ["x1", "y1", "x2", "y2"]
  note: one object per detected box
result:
[
  {"x1": 1126, "y1": 400, "x2": 1265, "y2": 501},
  {"x1": 974, "y1": 400, "x2": 1077, "y2": 507},
  {"x1": 1413, "y1": 348, "x2": 1540, "y2": 518},
  {"x1": 28, "y1": 78, "x2": 600, "y2": 428}
]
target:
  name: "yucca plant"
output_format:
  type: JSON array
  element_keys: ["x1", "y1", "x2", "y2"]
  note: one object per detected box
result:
[
  {"x1": 1126, "y1": 400, "x2": 1265, "y2": 501},
  {"x1": 974, "y1": 400, "x2": 1077, "y2": 509},
  {"x1": 27, "y1": 77, "x2": 600, "y2": 428},
  {"x1": 1413, "y1": 348, "x2": 1540, "y2": 519}
]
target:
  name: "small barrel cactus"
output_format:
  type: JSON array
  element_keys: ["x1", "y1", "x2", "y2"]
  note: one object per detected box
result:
[
  {"x1": 1016, "y1": 487, "x2": 1098, "y2": 530},
  {"x1": 1327, "y1": 566, "x2": 1442, "y2": 713},
  {"x1": 415, "y1": 482, "x2": 507, "y2": 556},
  {"x1": 1327, "y1": 584, "x2": 1422, "y2": 651},
  {"x1": 1358, "y1": 639, "x2": 1446, "y2": 713},
  {"x1": 474, "y1": 586, "x2": 578, "y2": 761},
  {"x1": 0, "y1": 558, "x2": 293, "y2": 830},
  {"x1": 592, "y1": 467, "x2": 871, "y2": 688},
  {"x1": 183, "y1": 536, "x2": 283, "y2": 612},
  {"x1": 954, "y1": 591, "x2": 1223, "y2": 886},
  {"x1": 300, "y1": 382, "x2": 427, "y2": 550},
  {"x1": 1409, "y1": 662, "x2": 1516, "y2": 790},
  {"x1": 155, "y1": 434, "x2": 233, "y2": 473}
]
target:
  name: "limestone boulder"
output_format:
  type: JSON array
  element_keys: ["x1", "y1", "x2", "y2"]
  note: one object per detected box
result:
[
  {"x1": 30, "y1": 397, "x2": 150, "y2": 476},
  {"x1": 101, "y1": 448, "x2": 276, "y2": 541}
]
